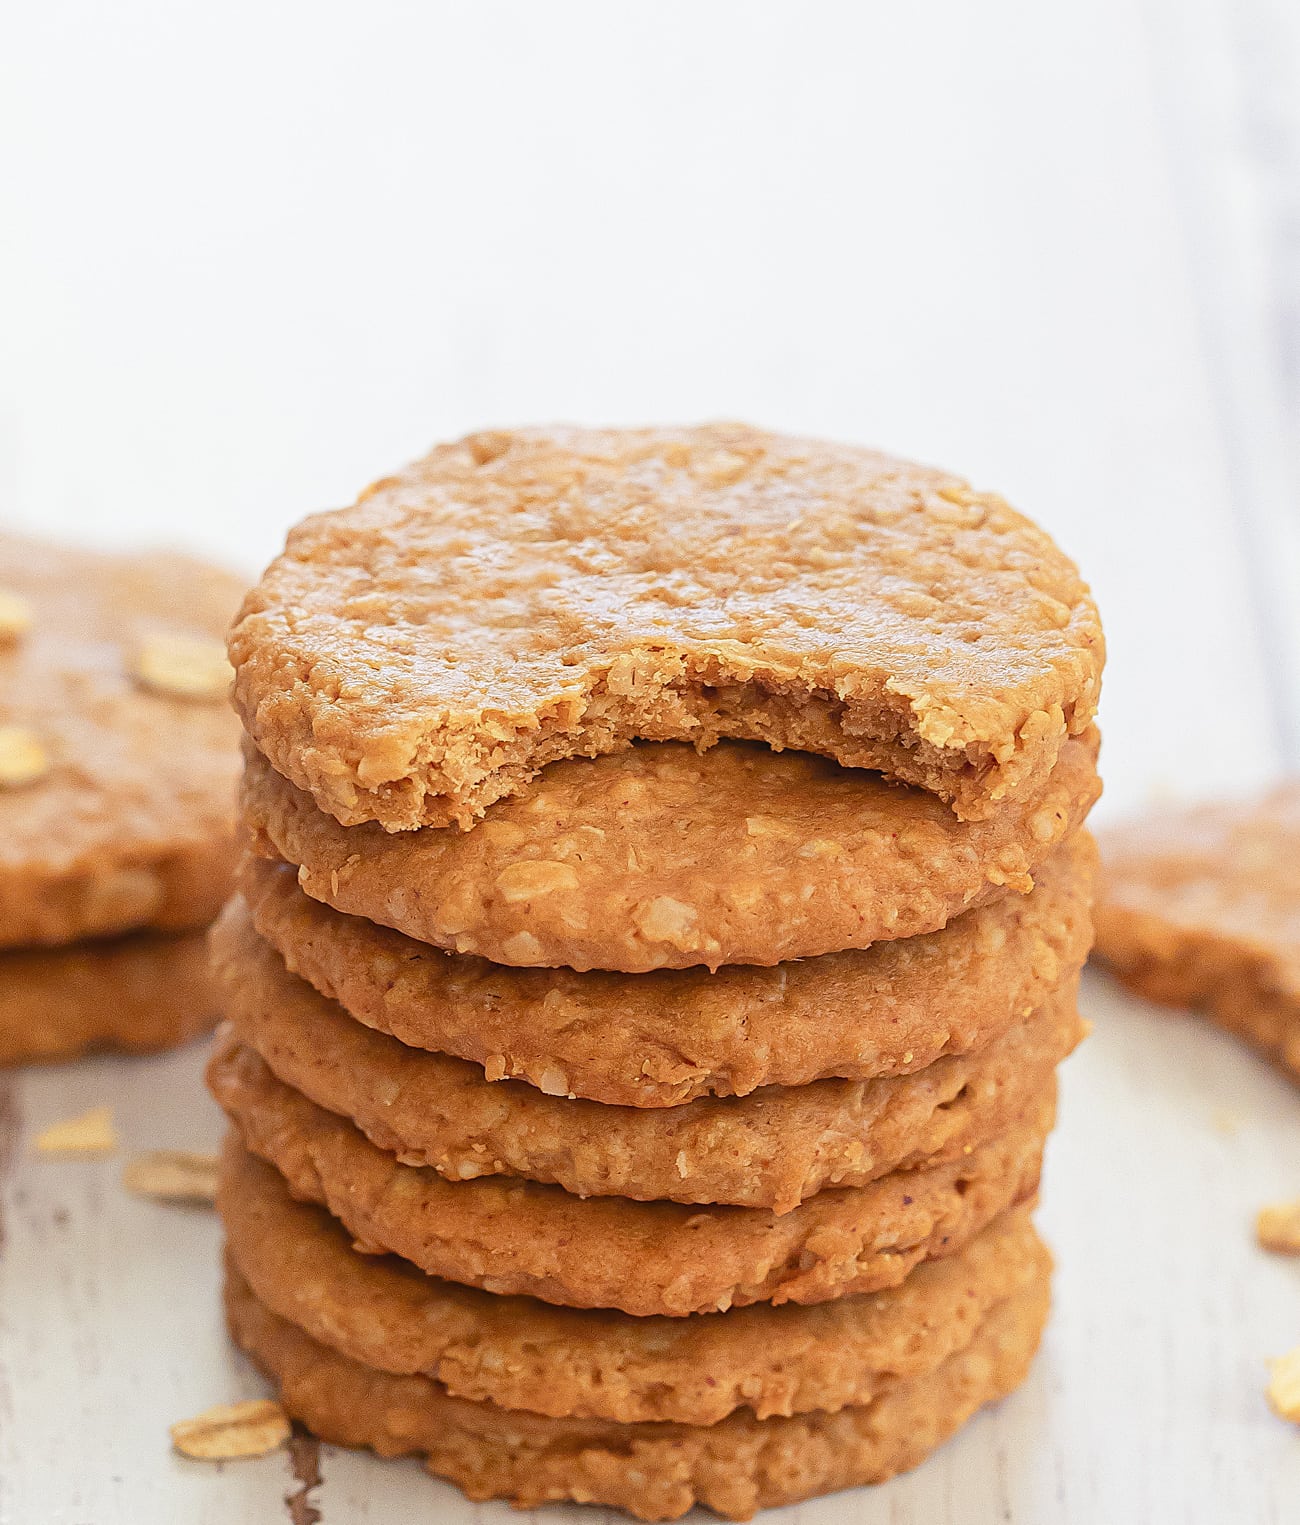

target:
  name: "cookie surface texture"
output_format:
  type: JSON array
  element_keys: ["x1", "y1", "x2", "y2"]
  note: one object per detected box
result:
[
  {"x1": 225, "y1": 1261, "x2": 1051, "y2": 1521},
  {"x1": 229, "y1": 424, "x2": 1103, "y2": 831},
  {"x1": 0, "y1": 533, "x2": 243, "y2": 947},
  {"x1": 240, "y1": 834, "x2": 1095, "y2": 1105},
  {"x1": 1095, "y1": 785, "x2": 1300, "y2": 1079}
]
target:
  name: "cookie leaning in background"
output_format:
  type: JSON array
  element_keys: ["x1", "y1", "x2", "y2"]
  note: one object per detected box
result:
[
  {"x1": 1093, "y1": 784, "x2": 1300, "y2": 1081},
  {"x1": 0, "y1": 533, "x2": 244, "y2": 1063},
  {"x1": 229, "y1": 423, "x2": 1103, "y2": 830}
]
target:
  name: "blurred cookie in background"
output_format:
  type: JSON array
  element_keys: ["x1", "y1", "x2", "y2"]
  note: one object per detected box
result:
[
  {"x1": 1093, "y1": 784, "x2": 1300, "y2": 1082},
  {"x1": 0, "y1": 532, "x2": 244, "y2": 1063}
]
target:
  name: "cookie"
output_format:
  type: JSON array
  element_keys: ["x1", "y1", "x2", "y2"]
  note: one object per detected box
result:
[
  {"x1": 1094, "y1": 784, "x2": 1300, "y2": 1080},
  {"x1": 240, "y1": 833, "x2": 1095, "y2": 1105},
  {"x1": 221, "y1": 1138, "x2": 1050, "y2": 1425},
  {"x1": 208, "y1": 1034, "x2": 1052, "y2": 1316},
  {"x1": 226, "y1": 1261, "x2": 1050, "y2": 1521},
  {"x1": 0, "y1": 929, "x2": 216, "y2": 1066},
  {"x1": 229, "y1": 423, "x2": 1103, "y2": 832},
  {"x1": 0, "y1": 533, "x2": 243, "y2": 948},
  {"x1": 213, "y1": 898, "x2": 1081, "y2": 1211},
  {"x1": 242, "y1": 732, "x2": 1099, "y2": 971}
]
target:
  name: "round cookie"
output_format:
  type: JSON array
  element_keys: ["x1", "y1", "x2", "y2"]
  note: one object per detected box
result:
[
  {"x1": 208, "y1": 1034, "x2": 1052, "y2": 1317},
  {"x1": 229, "y1": 423, "x2": 1103, "y2": 832},
  {"x1": 0, "y1": 533, "x2": 243, "y2": 948},
  {"x1": 221, "y1": 1140, "x2": 1050, "y2": 1425},
  {"x1": 213, "y1": 899, "x2": 1082, "y2": 1211},
  {"x1": 0, "y1": 929, "x2": 217, "y2": 1066},
  {"x1": 226, "y1": 1262, "x2": 1050, "y2": 1521},
  {"x1": 1094, "y1": 784, "x2": 1300, "y2": 1081},
  {"x1": 242, "y1": 732, "x2": 1099, "y2": 971},
  {"x1": 240, "y1": 832, "x2": 1096, "y2": 1105}
]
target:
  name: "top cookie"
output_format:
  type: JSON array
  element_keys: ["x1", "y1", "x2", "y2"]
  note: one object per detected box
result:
[
  {"x1": 230, "y1": 424, "x2": 1103, "y2": 831},
  {"x1": 0, "y1": 534, "x2": 244, "y2": 947}
]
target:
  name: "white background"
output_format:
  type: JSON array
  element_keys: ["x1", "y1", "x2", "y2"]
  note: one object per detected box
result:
[{"x1": 1, "y1": 3, "x2": 1299, "y2": 1522}]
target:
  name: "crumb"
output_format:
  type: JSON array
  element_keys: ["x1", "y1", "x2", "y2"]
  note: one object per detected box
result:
[{"x1": 33, "y1": 1105, "x2": 117, "y2": 1157}]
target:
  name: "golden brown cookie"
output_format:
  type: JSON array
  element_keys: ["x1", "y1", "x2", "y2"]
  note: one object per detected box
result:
[
  {"x1": 230, "y1": 423, "x2": 1103, "y2": 832},
  {"x1": 0, "y1": 928, "x2": 216, "y2": 1065},
  {"x1": 221, "y1": 1138, "x2": 1050, "y2": 1425},
  {"x1": 240, "y1": 833, "x2": 1095, "y2": 1106},
  {"x1": 226, "y1": 1261, "x2": 1050, "y2": 1521},
  {"x1": 208, "y1": 1035, "x2": 1052, "y2": 1316},
  {"x1": 213, "y1": 898, "x2": 1081, "y2": 1211},
  {"x1": 1094, "y1": 784, "x2": 1300, "y2": 1080},
  {"x1": 0, "y1": 533, "x2": 243, "y2": 948},
  {"x1": 242, "y1": 733, "x2": 1099, "y2": 971}
]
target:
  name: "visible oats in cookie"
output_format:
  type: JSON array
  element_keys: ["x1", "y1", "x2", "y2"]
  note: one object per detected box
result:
[
  {"x1": 132, "y1": 632, "x2": 232, "y2": 701},
  {"x1": 225, "y1": 1263, "x2": 1050, "y2": 1520},
  {"x1": 0, "y1": 533, "x2": 244, "y2": 948},
  {"x1": 240, "y1": 833, "x2": 1095, "y2": 1106},
  {"x1": 0, "y1": 589, "x2": 33, "y2": 643},
  {"x1": 220, "y1": 1138, "x2": 1050, "y2": 1427},
  {"x1": 230, "y1": 424, "x2": 1103, "y2": 831},
  {"x1": 242, "y1": 731, "x2": 1099, "y2": 971},
  {"x1": 208, "y1": 1034, "x2": 1053, "y2": 1318},
  {"x1": 0, "y1": 726, "x2": 49, "y2": 788},
  {"x1": 213, "y1": 897, "x2": 1082, "y2": 1211}
]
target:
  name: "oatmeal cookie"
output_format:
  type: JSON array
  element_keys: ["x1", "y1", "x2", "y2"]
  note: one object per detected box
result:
[
  {"x1": 240, "y1": 833, "x2": 1095, "y2": 1104},
  {"x1": 229, "y1": 423, "x2": 1102, "y2": 831},
  {"x1": 221, "y1": 1138, "x2": 1049, "y2": 1426},
  {"x1": 208, "y1": 1035, "x2": 1052, "y2": 1316},
  {"x1": 226, "y1": 1261, "x2": 1050, "y2": 1520},
  {"x1": 1094, "y1": 785, "x2": 1300, "y2": 1080},
  {"x1": 213, "y1": 899, "x2": 1081, "y2": 1211},
  {"x1": 0, "y1": 533, "x2": 242, "y2": 947},
  {"x1": 0, "y1": 929, "x2": 216, "y2": 1065},
  {"x1": 242, "y1": 733, "x2": 1098, "y2": 970}
]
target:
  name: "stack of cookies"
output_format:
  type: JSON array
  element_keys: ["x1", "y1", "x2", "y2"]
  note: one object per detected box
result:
[
  {"x1": 211, "y1": 426, "x2": 1104, "y2": 1520},
  {"x1": 0, "y1": 533, "x2": 242, "y2": 1065}
]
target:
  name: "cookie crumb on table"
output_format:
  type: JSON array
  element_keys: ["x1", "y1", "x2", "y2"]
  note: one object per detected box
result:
[
  {"x1": 1256, "y1": 1200, "x2": 1300, "y2": 1255},
  {"x1": 1266, "y1": 1348, "x2": 1300, "y2": 1424},
  {"x1": 170, "y1": 1398, "x2": 291, "y2": 1459},
  {"x1": 123, "y1": 1150, "x2": 219, "y2": 1204},
  {"x1": 33, "y1": 1105, "x2": 117, "y2": 1157}
]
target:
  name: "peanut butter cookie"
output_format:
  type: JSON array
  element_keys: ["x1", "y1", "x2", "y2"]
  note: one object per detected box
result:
[{"x1": 230, "y1": 424, "x2": 1102, "y2": 831}]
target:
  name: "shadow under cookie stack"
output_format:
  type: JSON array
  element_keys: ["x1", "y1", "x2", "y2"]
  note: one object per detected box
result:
[{"x1": 210, "y1": 425, "x2": 1104, "y2": 1521}]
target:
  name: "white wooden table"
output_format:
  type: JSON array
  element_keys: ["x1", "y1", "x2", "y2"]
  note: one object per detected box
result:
[{"x1": 1, "y1": 3, "x2": 1298, "y2": 1521}]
